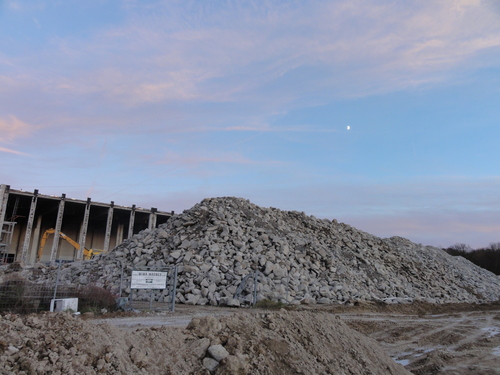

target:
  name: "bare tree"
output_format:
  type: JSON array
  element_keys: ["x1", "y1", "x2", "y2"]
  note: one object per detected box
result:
[
  {"x1": 448, "y1": 243, "x2": 473, "y2": 251},
  {"x1": 488, "y1": 242, "x2": 500, "y2": 251}
]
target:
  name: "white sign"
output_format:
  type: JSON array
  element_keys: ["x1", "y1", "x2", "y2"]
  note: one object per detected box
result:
[{"x1": 131, "y1": 270, "x2": 167, "y2": 289}]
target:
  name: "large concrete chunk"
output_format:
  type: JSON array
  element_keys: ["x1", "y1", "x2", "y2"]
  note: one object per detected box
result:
[{"x1": 207, "y1": 344, "x2": 229, "y2": 361}]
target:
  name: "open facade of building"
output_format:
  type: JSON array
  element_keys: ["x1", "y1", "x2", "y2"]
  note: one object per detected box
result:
[{"x1": 0, "y1": 184, "x2": 173, "y2": 264}]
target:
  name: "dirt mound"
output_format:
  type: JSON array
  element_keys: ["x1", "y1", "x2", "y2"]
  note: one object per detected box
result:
[{"x1": 0, "y1": 310, "x2": 410, "y2": 375}]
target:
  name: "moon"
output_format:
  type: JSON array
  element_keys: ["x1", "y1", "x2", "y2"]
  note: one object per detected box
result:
[{"x1": 347, "y1": 126, "x2": 350, "y2": 130}]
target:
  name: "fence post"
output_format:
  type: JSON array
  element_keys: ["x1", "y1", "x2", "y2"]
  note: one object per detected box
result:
[
  {"x1": 119, "y1": 261, "x2": 124, "y2": 297},
  {"x1": 50, "y1": 263, "x2": 62, "y2": 311},
  {"x1": 253, "y1": 270, "x2": 258, "y2": 306},
  {"x1": 170, "y1": 265, "x2": 177, "y2": 312}
]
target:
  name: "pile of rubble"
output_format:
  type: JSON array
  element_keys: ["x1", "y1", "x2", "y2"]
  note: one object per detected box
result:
[{"x1": 28, "y1": 197, "x2": 500, "y2": 306}]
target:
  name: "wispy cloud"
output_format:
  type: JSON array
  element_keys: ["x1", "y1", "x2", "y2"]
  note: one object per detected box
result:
[
  {"x1": 0, "y1": 146, "x2": 30, "y2": 156},
  {"x1": 12, "y1": 1, "x2": 497, "y2": 102},
  {"x1": 2, "y1": 0, "x2": 499, "y2": 136},
  {"x1": 0, "y1": 115, "x2": 35, "y2": 142}
]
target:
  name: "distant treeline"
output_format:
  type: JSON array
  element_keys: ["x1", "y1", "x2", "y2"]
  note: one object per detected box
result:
[{"x1": 444, "y1": 243, "x2": 500, "y2": 275}]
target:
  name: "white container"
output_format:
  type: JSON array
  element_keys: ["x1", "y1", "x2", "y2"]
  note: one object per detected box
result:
[{"x1": 50, "y1": 298, "x2": 78, "y2": 312}]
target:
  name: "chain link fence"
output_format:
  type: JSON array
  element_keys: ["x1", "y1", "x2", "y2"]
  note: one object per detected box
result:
[
  {"x1": 125, "y1": 265, "x2": 178, "y2": 312},
  {"x1": 0, "y1": 265, "x2": 112, "y2": 314},
  {"x1": 0, "y1": 263, "x2": 179, "y2": 314},
  {"x1": 0, "y1": 262, "x2": 270, "y2": 313}
]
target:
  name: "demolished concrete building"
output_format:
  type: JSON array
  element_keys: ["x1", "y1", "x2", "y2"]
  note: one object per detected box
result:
[{"x1": 0, "y1": 184, "x2": 173, "y2": 264}]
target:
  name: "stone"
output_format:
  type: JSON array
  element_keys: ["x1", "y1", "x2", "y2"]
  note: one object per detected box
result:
[
  {"x1": 202, "y1": 357, "x2": 219, "y2": 372},
  {"x1": 264, "y1": 261, "x2": 274, "y2": 276},
  {"x1": 170, "y1": 250, "x2": 182, "y2": 259},
  {"x1": 184, "y1": 251, "x2": 193, "y2": 262},
  {"x1": 209, "y1": 244, "x2": 221, "y2": 253},
  {"x1": 208, "y1": 344, "x2": 230, "y2": 361},
  {"x1": 225, "y1": 298, "x2": 240, "y2": 307},
  {"x1": 190, "y1": 338, "x2": 210, "y2": 359},
  {"x1": 185, "y1": 294, "x2": 201, "y2": 305},
  {"x1": 273, "y1": 266, "x2": 287, "y2": 278},
  {"x1": 187, "y1": 316, "x2": 223, "y2": 338}
]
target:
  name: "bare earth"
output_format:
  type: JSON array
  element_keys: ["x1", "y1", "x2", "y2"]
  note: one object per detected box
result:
[
  {"x1": 1, "y1": 302, "x2": 499, "y2": 374},
  {"x1": 95, "y1": 302, "x2": 500, "y2": 374},
  {"x1": 342, "y1": 309, "x2": 500, "y2": 374}
]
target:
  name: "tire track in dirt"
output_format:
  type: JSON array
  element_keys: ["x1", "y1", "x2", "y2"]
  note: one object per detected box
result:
[{"x1": 342, "y1": 310, "x2": 500, "y2": 374}]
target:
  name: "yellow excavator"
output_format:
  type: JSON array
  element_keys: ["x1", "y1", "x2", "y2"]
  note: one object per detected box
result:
[{"x1": 37, "y1": 228, "x2": 106, "y2": 261}]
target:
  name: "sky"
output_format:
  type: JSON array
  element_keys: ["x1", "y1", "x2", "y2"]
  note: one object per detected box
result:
[{"x1": 1, "y1": 0, "x2": 499, "y2": 249}]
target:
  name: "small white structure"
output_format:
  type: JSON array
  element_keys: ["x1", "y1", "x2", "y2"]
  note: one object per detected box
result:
[{"x1": 50, "y1": 298, "x2": 79, "y2": 312}]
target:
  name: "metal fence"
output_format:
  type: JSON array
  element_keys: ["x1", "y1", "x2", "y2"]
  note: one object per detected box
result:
[
  {"x1": 0, "y1": 263, "x2": 178, "y2": 314},
  {"x1": 234, "y1": 270, "x2": 260, "y2": 306},
  {"x1": 126, "y1": 265, "x2": 178, "y2": 312},
  {"x1": 0, "y1": 264, "x2": 268, "y2": 314},
  {"x1": 0, "y1": 264, "x2": 92, "y2": 314}
]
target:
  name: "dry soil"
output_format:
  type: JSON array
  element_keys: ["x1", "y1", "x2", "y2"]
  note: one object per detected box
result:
[{"x1": 2, "y1": 302, "x2": 499, "y2": 374}]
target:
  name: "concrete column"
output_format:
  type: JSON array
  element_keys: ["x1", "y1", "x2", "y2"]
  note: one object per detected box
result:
[
  {"x1": 127, "y1": 205, "x2": 136, "y2": 239},
  {"x1": 50, "y1": 194, "x2": 66, "y2": 262},
  {"x1": 77, "y1": 198, "x2": 91, "y2": 260},
  {"x1": 103, "y1": 202, "x2": 114, "y2": 252},
  {"x1": 148, "y1": 207, "x2": 157, "y2": 230},
  {"x1": 11, "y1": 196, "x2": 20, "y2": 218},
  {"x1": 20, "y1": 190, "x2": 38, "y2": 264},
  {"x1": 0, "y1": 184, "x2": 9, "y2": 234},
  {"x1": 29, "y1": 215, "x2": 42, "y2": 264},
  {"x1": 116, "y1": 224, "x2": 124, "y2": 246}
]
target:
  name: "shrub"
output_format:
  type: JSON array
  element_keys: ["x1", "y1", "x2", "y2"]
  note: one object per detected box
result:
[
  {"x1": 77, "y1": 285, "x2": 117, "y2": 313},
  {"x1": 0, "y1": 275, "x2": 51, "y2": 313},
  {"x1": 254, "y1": 298, "x2": 286, "y2": 310}
]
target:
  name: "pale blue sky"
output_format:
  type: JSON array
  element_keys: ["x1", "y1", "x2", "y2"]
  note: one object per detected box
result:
[{"x1": 1, "y1": 0, "x2": 499, "y2": 248}]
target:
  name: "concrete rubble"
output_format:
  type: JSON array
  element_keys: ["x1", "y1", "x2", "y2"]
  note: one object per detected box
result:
[{"x1": 26, "y1": 197, "x2": 500, "y2": 305}]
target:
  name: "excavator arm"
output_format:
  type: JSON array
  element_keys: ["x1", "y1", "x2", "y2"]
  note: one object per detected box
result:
[
  {"x1": 37, "y1": 228, "x2": 105, "y2": 261},
  {"x1": 37, "y1": 228, "x2": 55, "y2": 261},
  {"x1": 58, "y1": 232, "x2": 81, "y2": 250}
]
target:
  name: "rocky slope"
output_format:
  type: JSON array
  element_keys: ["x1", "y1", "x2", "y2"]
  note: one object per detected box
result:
[{"x1": 28, "y1": 197, "x2": 500, "y2": 305}]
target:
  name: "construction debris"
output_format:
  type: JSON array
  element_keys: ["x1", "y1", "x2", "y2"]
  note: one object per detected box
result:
[{"x1": 24, "y1": 197, "x2": 500, "y2": 306}]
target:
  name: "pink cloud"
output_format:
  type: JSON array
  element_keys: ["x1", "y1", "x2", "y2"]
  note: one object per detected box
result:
[
  {"x1": 0, "y1": 115, "x2": 35, "y2": 142},
  {"x1": 0, "y1": 146, "x2": 30, "y2": 156}
]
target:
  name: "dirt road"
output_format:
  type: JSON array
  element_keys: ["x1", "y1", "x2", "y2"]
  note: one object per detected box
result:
[{"x1": 343, "y1": 310, "x2": 500, "y2": 374}]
